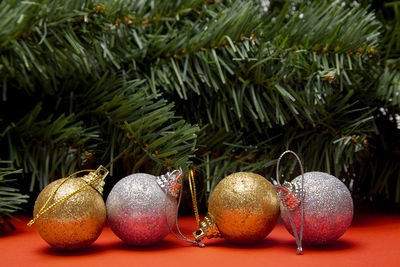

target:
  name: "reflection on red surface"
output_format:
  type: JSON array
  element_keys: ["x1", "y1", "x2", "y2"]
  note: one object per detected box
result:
[{"x1": 1, "y1": 212, "x2": 400, "y2": 267}]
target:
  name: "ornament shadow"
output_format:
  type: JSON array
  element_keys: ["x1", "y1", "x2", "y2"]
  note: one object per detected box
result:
[
  {"x1": 38, "y1": 243, "x2": 107, "y2": 256},
  {"x1": 203, "y1": 237, "x2": 282, "y2": 249},
  {"x1": 303, "y1": 239, "x2": 357, "y2": 251},
  {"x1": 277, "y1": 238, "x2": 357, "y2": 252},
  {"x1": 105, "y1": 239, "x2": 180, "y2": 252}
]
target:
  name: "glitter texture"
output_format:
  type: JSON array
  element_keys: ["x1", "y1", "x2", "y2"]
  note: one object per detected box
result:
[
  {"x1": 33, "y1": 178, "x2": 106, "y2": 250},
  {"x1": 280, "y1": 171, "x2": 353, "y2": 245},
  {"x1": 106, "y1": 173, "x2": 177, "y2": 246},
  {"x1": 208, "y1": 172, "x2": 280, "y2": 244}
]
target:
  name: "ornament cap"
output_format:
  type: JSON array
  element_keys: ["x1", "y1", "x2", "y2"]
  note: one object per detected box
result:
[
  {"x1": 276, "y1": 180, "x2": 302, "y2": 210},
  {"x1": 81, "y1": 166, "x2": 109, "y2": 195},
  {"x1": 192, "y1": 213, "x2": 221, "y2": 242},
  {"x1": 156, "y1": 168, "x2": 183, "y2": 198}
]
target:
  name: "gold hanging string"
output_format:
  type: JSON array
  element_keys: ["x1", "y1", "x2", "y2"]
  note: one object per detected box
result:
[
  {"x1": 27, "y1": 169, "x2": 96, "y2": 227},
  {"x1": 188, "y1": 169, "x2": 200, "y2": 228}
]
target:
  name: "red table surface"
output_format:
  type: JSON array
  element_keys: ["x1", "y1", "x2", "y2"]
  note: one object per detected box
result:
[{"x1": 1, "y1": 212, "x2": 399, "y2": 267}]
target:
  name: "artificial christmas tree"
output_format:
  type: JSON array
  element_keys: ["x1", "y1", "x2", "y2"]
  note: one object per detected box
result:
[{"x1": 0, "y1": 0, "x2": 399, "y2": 220}]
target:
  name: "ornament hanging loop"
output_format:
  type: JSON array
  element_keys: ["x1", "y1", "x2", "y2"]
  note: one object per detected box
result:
[
  {"x1": 27, "y1": 166, "x2": 109, "y2": 227},
  {"x1": 274, "y1": 150, "x2": 305, "y2": 255}
]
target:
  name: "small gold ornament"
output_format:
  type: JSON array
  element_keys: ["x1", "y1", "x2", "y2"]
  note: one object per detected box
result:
[
  {"x1": 193, "y1": 172, "x2": 280, "y2": 244},
  {"x1": 28, "y1": 166, "x2": 109, "y2": 250}
]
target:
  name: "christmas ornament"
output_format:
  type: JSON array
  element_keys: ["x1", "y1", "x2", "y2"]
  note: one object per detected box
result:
[
  {"x1": 193, "y1": 172, "x2": 280, "y2": 244},
  {"x1": 106, "y1": 169, "x2": 183, "y2": 246},
  {"x1": 28, "y1": 166, "x2": 109, "y2": 250},
  {"x1": 280, "y1": 171, "x2": 353, "y2": 246}
]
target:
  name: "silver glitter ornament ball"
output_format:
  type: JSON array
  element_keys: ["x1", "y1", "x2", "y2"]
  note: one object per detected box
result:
[
  {"x1": 280, "y1": 171, "x2": 353, "y2": 245},
  {"x1": 106, "y1": 173, "x2": 177, "y2": 246}
]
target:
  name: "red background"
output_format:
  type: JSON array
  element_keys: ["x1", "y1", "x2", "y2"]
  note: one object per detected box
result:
[{"x1": 1, "y1": 212, "x2": 399, "y2": 267}]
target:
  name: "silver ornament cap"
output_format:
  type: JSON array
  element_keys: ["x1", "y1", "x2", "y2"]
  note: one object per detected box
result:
[{"x1": 155, "y1": 168, "x2": 183, "y2": 198}]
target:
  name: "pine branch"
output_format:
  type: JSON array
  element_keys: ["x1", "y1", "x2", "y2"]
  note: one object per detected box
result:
[
  {"x1": 73, "y1": 73, "x2": 200, "y2": 175},
  {"x1": 2, "y1": 71, "x2": 199, "y2": 189},
  {"x1": 0, "y1": 0, "x2": 399, "y2": 205},
  {"x1": 4, "y1": 103, "x2": 100, "y2": 190},
  {"x1": 0, "y1": 161, "x2": 29, "y2": 231}
]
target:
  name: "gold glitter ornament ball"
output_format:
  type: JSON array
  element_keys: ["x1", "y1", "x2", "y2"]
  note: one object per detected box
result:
[
  {"x1": 33, "y1": 178, "x2": 106, "y2": 250},
  {"x1": 208, "y1": 172, "x2": 280, "y2": 244}
]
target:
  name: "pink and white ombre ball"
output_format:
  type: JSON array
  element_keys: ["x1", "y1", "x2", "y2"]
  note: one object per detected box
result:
[
  {"x1": 280, "y1": 171, "x2": 353, "y2": 245},
  {"x1": 106, "y1": 169, "x2": 182, "y2": 246}
]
